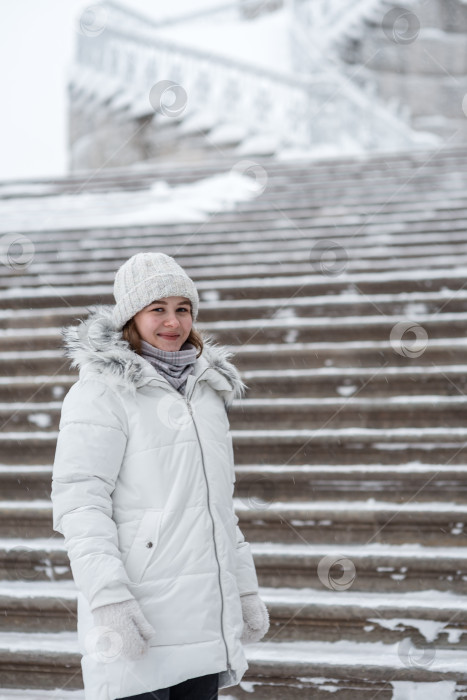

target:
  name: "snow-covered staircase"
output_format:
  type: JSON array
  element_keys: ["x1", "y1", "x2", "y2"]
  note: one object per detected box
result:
[
  {"x1": 1, "y1": 146, "x2": 467, "y2": 698},
  {"x1": 332, "y1": 0, "x2": 467, "y2": 144}
]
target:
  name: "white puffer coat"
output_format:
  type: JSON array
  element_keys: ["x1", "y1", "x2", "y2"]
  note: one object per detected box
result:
[{"x1": 51, "y1": 305, "x2": 259, "y2": 700}]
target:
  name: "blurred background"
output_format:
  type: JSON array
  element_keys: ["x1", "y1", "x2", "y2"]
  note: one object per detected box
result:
[{"x1": 2, "y1": 0, "x2": 467, "y2": 181}]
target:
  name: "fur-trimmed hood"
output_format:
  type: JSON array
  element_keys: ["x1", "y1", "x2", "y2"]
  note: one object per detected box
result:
[{"x1": 60, "y1": 304, "x2": 247, "y2": 407}]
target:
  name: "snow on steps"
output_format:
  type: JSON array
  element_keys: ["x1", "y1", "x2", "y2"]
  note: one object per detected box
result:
[
  {"x1": 234, "y1": 462, "x2": 467, "y2": 502},
  {"x1": 1, "y1": 150, "x2": 467, "y2": 695},
  {"x1": 0, "y1": 631, "x2": 466, "y2": 695},
  {"x1": 4, "y1": 394, "x2": 467, "y2": 433},
  {"x1": 6, "y1": 238, "x2": 467, "y2": 281},
  {"x1": 5, "y1": 252, "x2": 467, "y2": 289},
  {"x1": 1, "y1": 461, "x2": 467, "y2": 504},
  {"x1": 0, "y1": 691, "x2": 84, "y2": 700},
  {"x1": 3, "y1": 364, "x2": 467, "y2": 400},
  {"x1": 2, "y1": 495, "x2": 467, "y2": 545},
  {"x1": 2, "y1": 578, "x2": 467, "y2": 649},
  {"x1": 3, "y1": 339, "x2": 467, "y2": 374},
  {"x1": 0, "y1": 684, "x2": 465, "y2": 700},
  {"x1": 4, "y1": 268, "x2": 467, "y2": 309},
  {"x1": 1, "y1": 535, "x2": 467, "y2": 592},
  {"x1": 3, "y1": 311, "x2": 467, "y2": 350},
  {"x1": 2, "y1": 288, "x2": 467, "y2": 330},
  {"x1": 4, "y1": 209, "x2": 467, "y2": 266},
  {"x1": 4, "y1": 427, "x2": 467, "y2": 466}
]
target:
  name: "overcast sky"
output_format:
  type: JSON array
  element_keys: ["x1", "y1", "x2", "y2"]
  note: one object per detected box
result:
[{"x1": 0, "y1": 1, "x2": 220, "y2": 182}]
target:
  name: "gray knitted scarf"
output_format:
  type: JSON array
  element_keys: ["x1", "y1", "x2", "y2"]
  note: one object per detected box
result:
[{"x1": 139, "y1": 338, "x2": 198, "y2": 394}]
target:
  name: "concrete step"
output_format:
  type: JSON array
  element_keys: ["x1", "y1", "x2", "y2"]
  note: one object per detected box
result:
[
  {"x1": 231, "y1": 427, "x2": 467, "y2": 466},
  {"x1": 0, "y1": 538, "x2": 69, "y2": 582},
  {"x1": 7, "y1": 240, "x2": 467, "y2": 284},
  {"x1": 3, "y1": 534, "x2": 467, "y2": 594},
  {"x1": 5, "y1": 178, "x2": 467, "y2": 229},
  {"x1": 6, "y1": 203, "x2": 467, "y2": 250},
  {"x1": 2, "y1": 338, "x2": 467, "y2": 376},
  {"x1": 262, "y1": 586, "x2": 467, "y2": 647},
  {"x1": 3, "y1": 290, "x2": 467, "y2": 329},
  {"x1": 2, "y1": 364, "x2": 467, "y2": 403},
  {"x1": 3, "y1": 313, "x2": 467, "y2": 351},
  {"x1": 1, "y1": 462, "x2": 466, "y2": 504},
  {"x1": 2, "y1": 495, "x2": 467, "y2": 546},
  {"x1": 241, "y1": 365, "x2": 467, "y2": 398},
  {"x1": 0, "y1": 354, "x2": 74, "y2": 377},
  {"x1": 5, "y1": 170, "x2": 467, "y2": 216},
  {"x1": 0, "y1": 690, "x2": 83, "y2": 699},
  {"x1": 0, "y1": 631, "x2": 81, "y2": 690},
  {"x1": 229, "y1": 338, "x2": 467, "y2": 370},
  {"x1": 3, "y1": 269, "x2": 467, "y2": 309},
  {"x1": 0, "y1": 632, "x2": 466, "y2": 698},
  {"x1": 252, "y1": 541, "x2": 467, "y2": 593},
  {"x1": 6, "y1": 579, "x2": 464, "y2": 652},
  {"x1": 239, "y1": 640, "x2": 467, "y2": 698},
  {"x1": 6, "y1": 250, "x2": 467, "y2": 290},
  {"x1": 3, "y1": 427, "x2": 467, "y2": 465},
  {"x1": 6, "y1": 186, "x2": 467, "y2": 233},
  {"x1": 0, "y1": 581, "x2": 77, "y2": 633},
  {"x1": 0, "y1": 466, "x2": 52, "y2": 500},
  {"x1": 234, "y1": 498, "x2": 467, "y2": 546},
  {"x1": 229, "y1": 396, "x2": 467, "y2": 430},
  {"x1": 0, "y1": 376, "x2": 70, "y2": 402},
  {"x1": 3, "y1": 155, "x2": 466, "y2": 195},
  {"x1": 201, "y1": 313, "x2": 467, "y2": 345},
  {"x1": 0, "y1": 403, "x2": 61, "y2": 433},
  {"x1": 234, "y1": 463, "x2": 467, "y2": 503},
  {"x1": 4, "y1": 395, "x2": 467, "y2": 433},
  {"x1": 2, "y1": 142, "x2": 464, "y2": 183},
  {"x1": 2, "y1": 580, "x2": 467, "y2": 653},
  {"x1": 7, "y1": 218, "x2": 467, "y2": 280},
  {"x1": 0, "y1": 502, "x2": 53, "y2": 538}
]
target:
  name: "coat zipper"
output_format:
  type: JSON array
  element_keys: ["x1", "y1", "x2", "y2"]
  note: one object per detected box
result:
[{"x1": 183, "y1": 385, "x2": 232, "y2": 674}]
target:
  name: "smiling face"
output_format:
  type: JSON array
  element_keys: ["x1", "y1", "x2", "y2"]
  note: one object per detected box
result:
[{"x1": 133, "y1": 296, "x2": 193, "y2": 351}]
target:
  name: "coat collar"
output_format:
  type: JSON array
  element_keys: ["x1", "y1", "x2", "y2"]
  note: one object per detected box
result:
[{"x1": 60, "y1": 304, "x2": 247, "y2": 407}]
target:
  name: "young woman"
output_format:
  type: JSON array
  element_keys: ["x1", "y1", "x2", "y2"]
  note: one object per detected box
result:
[{"x1": 51, "y1": 252, "x2": 269, "y2": 700}]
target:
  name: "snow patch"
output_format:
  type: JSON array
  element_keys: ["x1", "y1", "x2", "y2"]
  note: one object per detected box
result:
[
  {"x1": 336, "y1": 384, "x2": 357, "y2": 396},
  {"x1": 27, "y1": 413, "x2": 52, "y2": 429},
  {"x1": 0, "y1": 171, "x2": 261, "y2": 234},
  {"x1": 391, "y1": 680, "x2": 459, "y2": 699},
  {"x1": 367, "y1": 618, "x2": 460, "y2": 643}
]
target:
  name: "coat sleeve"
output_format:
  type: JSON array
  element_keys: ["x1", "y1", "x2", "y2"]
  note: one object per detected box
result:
[
  {"x1": 226, "y1": 429, "x2": 259, "y2": 597},
  {"x1": 51, "y1": 379, "x2": 135, "y2": 612}
]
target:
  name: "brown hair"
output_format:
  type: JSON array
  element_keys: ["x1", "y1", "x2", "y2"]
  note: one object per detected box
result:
[{"x1": 121, "y1": 316, "x2": 204, "y2": 358}]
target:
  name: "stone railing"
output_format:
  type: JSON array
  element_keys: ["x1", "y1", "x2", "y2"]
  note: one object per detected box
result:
[
  {"x1": 71, "y1": 0, "x2": 437, "y2": 154},
  {"x1": 289, "y1": 0, "x2": 386, "y2": 69}
]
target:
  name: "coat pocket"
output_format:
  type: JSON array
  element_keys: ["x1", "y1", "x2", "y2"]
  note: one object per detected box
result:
[{"x1": 123, "y1": 510, "x2": 163, "y2": 585}]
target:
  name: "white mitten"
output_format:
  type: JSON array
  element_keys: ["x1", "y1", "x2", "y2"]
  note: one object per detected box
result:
[
  {"x1": 239, "y1": 593, "x2": 270, "y2": 644},
  {"x1": 92, "y1": 599, "x2": 156, "y2": 661}
]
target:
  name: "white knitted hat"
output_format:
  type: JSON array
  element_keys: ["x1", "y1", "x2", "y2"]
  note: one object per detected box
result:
[{"x1": 112, "y1": 252, "x2": 199, "y2": 329}]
